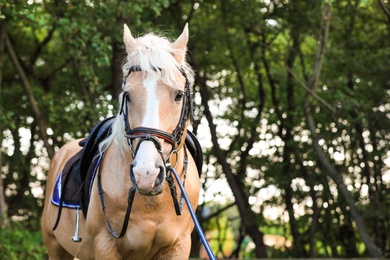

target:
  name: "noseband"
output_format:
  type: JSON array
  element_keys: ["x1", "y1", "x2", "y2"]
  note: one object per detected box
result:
[{"x1": 120, "y1": 65, "x2": 193, "y2": 166}]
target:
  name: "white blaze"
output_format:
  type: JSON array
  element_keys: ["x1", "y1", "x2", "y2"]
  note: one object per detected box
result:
[
  {"x1": 142, "y1": 73, "x2": 159, "y2": 127},
  {"x1": 133, "y1": 72, "x2": 161, "y2": 179}
]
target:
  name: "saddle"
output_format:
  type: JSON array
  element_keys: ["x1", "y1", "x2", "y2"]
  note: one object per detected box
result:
[{"x1": 51, "y1": 117, "x2": 203, "y2": 218}]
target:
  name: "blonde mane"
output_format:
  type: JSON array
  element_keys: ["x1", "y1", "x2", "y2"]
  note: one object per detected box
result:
[{"x1": 99, "y1": 32, "x2": 195, "y2": 157}]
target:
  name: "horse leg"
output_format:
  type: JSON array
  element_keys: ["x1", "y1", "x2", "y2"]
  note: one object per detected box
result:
[
  {"x1": 42, "y1": 229, "x2": 74, "y2": 260},
  {"x1": 41, "y1": 197, "x2": 74, "y2": 260},
  {"x1": 157, "y1": 232, "x2": 192, "y2": 259},
  {"x1": 93, "y1": 232, "x2": 122, "y2": 260}
]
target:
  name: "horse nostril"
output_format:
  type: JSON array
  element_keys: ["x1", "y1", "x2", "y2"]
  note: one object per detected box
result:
[{"x1": 154, "y1": 165, "x2": 165, "y2": 187}]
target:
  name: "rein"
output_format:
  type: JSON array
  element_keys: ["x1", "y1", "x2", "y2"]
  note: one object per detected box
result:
[
  {"x1": 170, "y1": 168, "x2": 217, "y2": 260},
  {"x1": 97, "y1": 153, "x2": 136, "y2": 239}
]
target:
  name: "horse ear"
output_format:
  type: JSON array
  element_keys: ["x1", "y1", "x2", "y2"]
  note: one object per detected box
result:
[
  {"x1": 172, "y1": 23, "x2": 189, "y2": 64},
  {"x1": 123, "y1": 24, "x2": 139, "y2": 52}
]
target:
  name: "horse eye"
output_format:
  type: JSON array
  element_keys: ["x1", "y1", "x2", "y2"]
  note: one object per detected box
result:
[{"x1": 174, "y1": 91, "x2": 184, "y2": 102}]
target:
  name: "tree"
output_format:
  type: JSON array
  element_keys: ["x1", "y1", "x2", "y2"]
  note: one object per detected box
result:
[
  {"x1": 301, "y1": 2, "x2": 381, "y2": 256},
  {"x1": 0, "y1": 19, "x2": 10, "y2": 228},
  {"x1": 0, "y1": 0, "x2": 389, "y2": 257}
]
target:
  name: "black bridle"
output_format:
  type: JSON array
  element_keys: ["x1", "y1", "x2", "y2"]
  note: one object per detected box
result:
[
  {"x1": 97, "y1": 65, "x2": 193, "y2": 239},
  {"x1": 120, "y1": 65, "x2": 193, "y2": 163}
]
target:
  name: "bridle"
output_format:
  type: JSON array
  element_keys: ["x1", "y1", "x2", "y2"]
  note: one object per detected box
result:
[
  {"x1": 119, "y1": 65, "x2": 193, "y2": 168},
  {"x1": 97, "y1": 65, "x2": 193, "y2": 239}
]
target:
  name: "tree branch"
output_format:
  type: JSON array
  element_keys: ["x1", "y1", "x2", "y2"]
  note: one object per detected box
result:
[
  {"x1": 220, "y1": 0, "x2": 248, "y2": 156},
  {"x1": 204, "y1": 202, "x2": 236, "y2": 221},
  {"x1": 30, "y1": 22, "x2": 57, "y2": 68},
  {"x1": 378, "y1": 0, "x2": 390, "y2": 19},
  {"x1": 287, "y1": 66, "x2": 335, "y2": 113},
  {"x1": 4, "y1": 32, "x2": 54, "y2": 159}
]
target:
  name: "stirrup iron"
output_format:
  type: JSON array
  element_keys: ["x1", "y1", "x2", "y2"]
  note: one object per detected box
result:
[{"x1": 72, "y1": 207, "x2": 82, "y2": 242}]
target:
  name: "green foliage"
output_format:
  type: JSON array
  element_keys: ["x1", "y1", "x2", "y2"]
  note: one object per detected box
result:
[
  {"x1": 1, "y1": 0, "x2": 389, "y2": 258},
  {"x1": 0, "y1": 222, "x2": 47, "y2": 259}
]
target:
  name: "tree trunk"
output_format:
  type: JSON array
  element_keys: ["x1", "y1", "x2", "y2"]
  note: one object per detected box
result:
[
  {"x1": 302, "y1": 3, "x2": 382, "y2": 257},
  {"x1": 0, "y1": 21, "x2": 10, "y2": 227},
  {"x1": 4, "y1": 32, "x2": 54, "y2": 160},
  {"x1": 111, "y1": 40, "x2": 124, "y2": 100},
  {"x1": 197, "y1": 74, "x2": 267, "y2": 258},
  {"x1": 282, "y1": 7, "x2": 308, "y2": 255}
]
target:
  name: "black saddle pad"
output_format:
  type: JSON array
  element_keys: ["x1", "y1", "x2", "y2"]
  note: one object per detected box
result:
[
  {"x1": 51, "y1": 117, "x2": 115, "y2": 216},
  {"x1": 51, "y1": 149, "x2": 83, "y2": 209}
]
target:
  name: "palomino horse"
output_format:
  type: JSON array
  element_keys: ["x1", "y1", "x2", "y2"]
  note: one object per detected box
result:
[{"x1": 41, "y1": 24, "x2": 200, "y2": 259}]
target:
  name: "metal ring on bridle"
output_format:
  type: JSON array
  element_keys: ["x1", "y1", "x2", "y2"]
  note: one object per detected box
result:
[{"x1": 168, "y1": 149, "x2": 179, "y2": 169}]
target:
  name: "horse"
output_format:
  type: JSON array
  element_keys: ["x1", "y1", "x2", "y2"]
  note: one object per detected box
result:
[{"x1": 41, "y1": 24, "x2": 201, "y2": 259}]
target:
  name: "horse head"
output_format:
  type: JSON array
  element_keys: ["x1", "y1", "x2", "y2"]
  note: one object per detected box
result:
[{"x1": 121, "y1": 24, "x2": 193, "y2": 196}]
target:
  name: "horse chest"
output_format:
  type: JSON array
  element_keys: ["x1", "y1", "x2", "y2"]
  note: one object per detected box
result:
[
  {"x1": 118, "y1": 218, "x2": 182, "y2": 257},
  {"x1": 128, "y1": 218, "x2": 179, "y2": 244}
]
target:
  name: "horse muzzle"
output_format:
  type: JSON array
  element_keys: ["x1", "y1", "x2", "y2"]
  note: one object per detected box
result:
[
  {"x1": 130, "y1": 160, "x2": 165, "y2": 196},
  {"x1": 127, "y1": 129, "x2": 172, "y2": 196}
]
